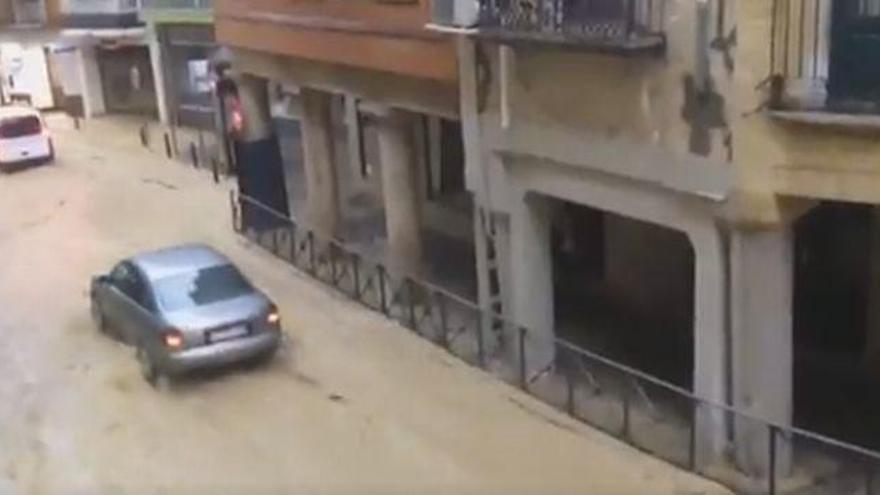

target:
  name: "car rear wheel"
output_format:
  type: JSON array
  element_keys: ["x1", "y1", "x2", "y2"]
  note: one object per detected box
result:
[
  {"x1": 137, "y1": 346, "x2": 161, "y2": 387},
  {"x1": 45, "y1": 141, "x2": 54, "y2": 164}
]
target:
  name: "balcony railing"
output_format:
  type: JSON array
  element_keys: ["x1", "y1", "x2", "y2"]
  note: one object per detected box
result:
[
  {"x1": 141, "y1": 0, "x2": 211, "y2": 10},
  {"x1": 476, "y1": 0, "x2": 666, "y2": 52},
  {"x1": 9, "y1": 0, "x2": 48, "y2": 26},
  {"x1": 60, "y1": 0, "x2": 143, "y2": 27}
]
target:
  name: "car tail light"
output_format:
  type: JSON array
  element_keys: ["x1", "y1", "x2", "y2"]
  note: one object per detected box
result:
[
  {"x1": 162, "y1": 329, "x2": 185, "y2": 350},
  {"x1": 267, "y1": 305, "x2": 281, "y2": 326}
]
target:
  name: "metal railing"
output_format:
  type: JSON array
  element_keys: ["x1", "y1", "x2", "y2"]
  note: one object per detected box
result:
[
  {"x1": 232, "y1": 191, "x2": 880, "y2": 495},
  {"x1": 141, "y1": 0, "x2": 212, "y2": 9},
  {"x1": 477, "y1": 0, "x2": 666, "y2": 50}
]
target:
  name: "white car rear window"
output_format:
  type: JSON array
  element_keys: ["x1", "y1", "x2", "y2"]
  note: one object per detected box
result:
[{"x1": 0, "y1": 116, "x2": 41, "y2": 138}]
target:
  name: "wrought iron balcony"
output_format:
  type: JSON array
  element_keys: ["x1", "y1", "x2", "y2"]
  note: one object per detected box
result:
[
  {"x1": 141, "y1": 0, "x2": 211, "y2": 10},
  {"x1": 60, "y1": 0, "x2": 142, "y2": 28},
  {"x1": 475, "y1": 0, "x2": 666, "y2": 52},
  {"x1": 6, "y1": 0, "x2": 48, "y2": 26}
]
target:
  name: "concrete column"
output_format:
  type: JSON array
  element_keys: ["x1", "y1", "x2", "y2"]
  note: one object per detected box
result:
[
  {"x1": 474, "y1": 206, "x2": 493, "y2": 340},
  {"x1": 412, "y1": 113, "x2": 429, "y2": 207},
  {"x1": 731, "y1": 227, "x2": 794, "y2": 477},
  {"x1": 76, "y1": 44, "x2": 104, "y2": 118},
  {"x1": 236, "y1": 74, "x2": 273, "y2": 143},
  {"x1": 427, "y1": 116, "x2": 442, "y2": 198},
  {"x1": 344, "y1": 95, "x2": 363, "y2": 181},
  {"x1": 866, "y1": 208, "x2": 880, "y2": 374},
  {"x1": 509, "y1": 193, "x2": 555, "y2": 375},
  {"x1": 690, "y1": 225, "x2": 729, "y2": 468},
  {"x1": 147, "y1": 27, "x2": 170, "y2": 125},
  {"x1": 375, "y1": 108, "x2": 423, "y2": 276},
  {"x1": 494, "y1": 216, "x2": 513, "y2": 316},
  {"x1": 300, "y1": 88, "x2": 341, "y2": 239}
]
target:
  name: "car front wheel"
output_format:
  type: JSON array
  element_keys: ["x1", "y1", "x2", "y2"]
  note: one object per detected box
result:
[{"x1": 91, "y1": 299, "x2": 108, "y2": 334}]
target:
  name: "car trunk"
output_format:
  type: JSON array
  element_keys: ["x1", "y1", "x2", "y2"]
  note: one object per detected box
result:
[{"x1": 165, "y1": 292, "x2": 269, "y2": 347}]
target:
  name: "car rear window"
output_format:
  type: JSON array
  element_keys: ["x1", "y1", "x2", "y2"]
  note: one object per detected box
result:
[
  {"x1": 0, "y1": 116, "x2": 41, "y2": 138},
  {"x1": 153, "y1": 264, "x2": 254, "y2": 312}
]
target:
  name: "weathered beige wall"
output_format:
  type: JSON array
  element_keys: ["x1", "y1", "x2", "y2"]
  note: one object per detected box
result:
[
  {"x1": 470, "y1": 0, "x2": 880, "y2": 228},
  {"x1": 472, "y1": 0, "x2": 736, "y2": 214},
  {"x1": 498, "y1": 0, "x2": 730, "y2": 165},
  {"x1": 736, "y1": 0, "x2": 880, "y2": 209}
]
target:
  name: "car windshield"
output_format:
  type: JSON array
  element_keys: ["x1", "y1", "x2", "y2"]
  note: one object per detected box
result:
[{"x1": 153, "y1": 264, "x2": 253, "y2": 312}]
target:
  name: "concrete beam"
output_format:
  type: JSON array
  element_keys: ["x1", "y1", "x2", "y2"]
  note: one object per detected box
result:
[{"x1": 229, "y1": 47, "x2": 459, "y2": 121}]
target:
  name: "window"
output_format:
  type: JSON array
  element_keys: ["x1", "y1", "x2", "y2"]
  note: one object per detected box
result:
[
  {"x1": 153, "y1": 264, "x2": 254, "y2": 312},
  {"x1": 109, "y1": 262, "x2": 154, "y2": 310},
  {"x1": 0, "y1": 116, "x2": 41, "y2": 138},
  {"x1": 829, "y1": 0, "x2": 880, "y2": 106},
  {"x1": 856, "y1": 0, "x2": 880, "y2": 17},
  {"x1": 109, "y1": 262, "x2": 137, "y2": 295}
]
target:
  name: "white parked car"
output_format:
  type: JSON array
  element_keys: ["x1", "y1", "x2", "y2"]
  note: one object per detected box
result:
[{"x1": 0, "y1": 106, "x2": 53, "y2": 168}]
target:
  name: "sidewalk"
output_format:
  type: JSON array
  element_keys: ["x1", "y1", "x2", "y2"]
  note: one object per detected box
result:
[{"x1": 28, "y1": 113, "x2": 733, "y2": 494}]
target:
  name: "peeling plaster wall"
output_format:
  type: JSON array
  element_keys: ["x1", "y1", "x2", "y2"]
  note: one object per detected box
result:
[
  {"x1": 468, "y1": 0, "x2": 737, "y2": 219},
  {"x1": 736, "y1": 0, "x2": 880, "y2": 208},
  {"x1": 466, "y1": 0, "x2": 880, "y2": 228}
]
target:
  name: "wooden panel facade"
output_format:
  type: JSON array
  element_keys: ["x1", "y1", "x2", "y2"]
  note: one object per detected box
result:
[{"x1": 215, "y1": 0, "x2": 457, "y2": 83}]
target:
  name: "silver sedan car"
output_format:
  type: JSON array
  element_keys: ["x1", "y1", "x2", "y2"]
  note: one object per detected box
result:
[{"x1": 90, "y1": 244, "x2": 282, "y2": 386}]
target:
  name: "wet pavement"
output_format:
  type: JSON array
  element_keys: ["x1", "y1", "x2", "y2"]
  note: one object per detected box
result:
[{"x1": 0, "y1": 114, "x2": 729, "y2": 494}]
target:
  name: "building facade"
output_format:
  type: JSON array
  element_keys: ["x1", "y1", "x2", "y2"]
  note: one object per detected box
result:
[
  {"x1": 141, "y1": 0, "x2": 217, "y2": 129},
  {"x1": 0, "y1": 0, "x2": 157, "y2": 118},
  {"x1": 215, "y1": 0, "x2": 473, "y2": 290},
  {"x1": 431, "y1": 0, "x2": 880, "y2": 480},
  {"x1": 56, "y1": 0, "x2": 156, "y2": 118},
  {"x1": 212, "y1": 0, "x2": 880, "y2": 488}
]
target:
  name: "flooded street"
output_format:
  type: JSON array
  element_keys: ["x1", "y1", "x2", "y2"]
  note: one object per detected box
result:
[{"x1": 0, "y1": 115, "x2": 728, "y2": 494}]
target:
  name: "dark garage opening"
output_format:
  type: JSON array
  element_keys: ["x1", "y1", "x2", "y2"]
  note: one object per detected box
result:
[
  {"x1": 793, "y1": 201, "x2": 880, "y2": 448},
  {"x1": 551, "y1": 200, "x2": 695, "y2": 390}
]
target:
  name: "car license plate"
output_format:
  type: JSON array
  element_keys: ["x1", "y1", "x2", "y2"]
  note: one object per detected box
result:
[{"x1": 209, "y1": 325, "x2": 248, "y2": 343}]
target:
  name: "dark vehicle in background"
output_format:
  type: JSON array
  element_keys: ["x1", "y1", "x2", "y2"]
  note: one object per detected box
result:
[{"x1": 90, "y1": 244, "x2": 282, "y2": 386}]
